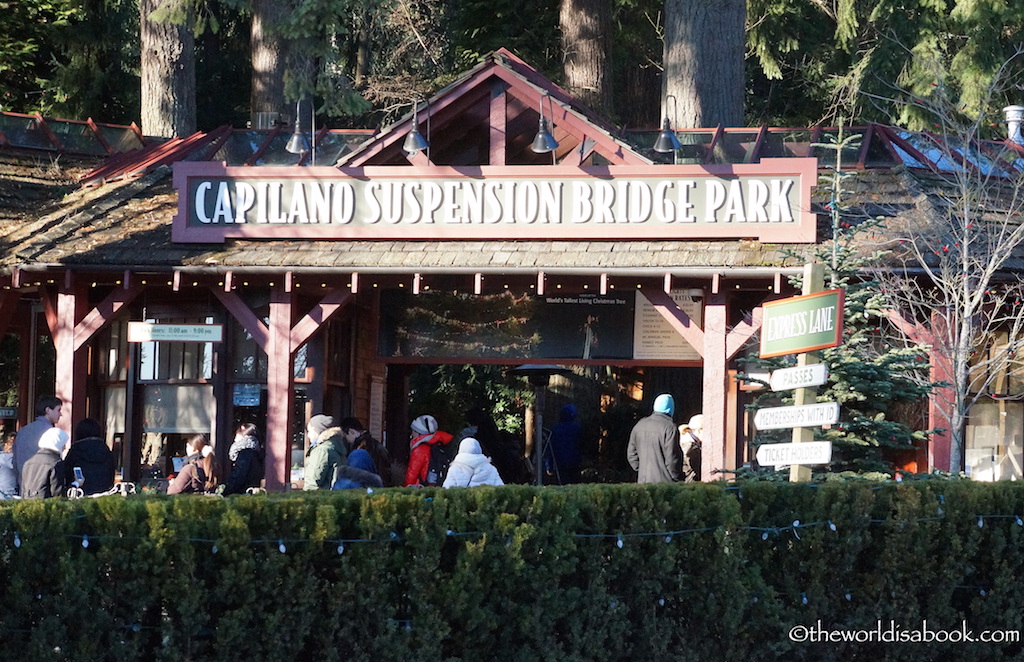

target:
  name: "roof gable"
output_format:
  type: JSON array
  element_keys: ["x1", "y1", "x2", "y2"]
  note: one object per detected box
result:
[{"x1": 339, "y1": 48, "x2": 650, "y2": 168}]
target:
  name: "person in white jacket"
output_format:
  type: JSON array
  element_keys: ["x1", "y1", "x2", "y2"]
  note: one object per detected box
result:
[{"x1": 442, "y1": 437, "x2": 504, "y2": 488}]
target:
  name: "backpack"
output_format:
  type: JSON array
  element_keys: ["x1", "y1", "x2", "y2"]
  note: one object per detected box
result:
[{"x1": 424, "y1": 441, "x2": 455, "y2": 486}]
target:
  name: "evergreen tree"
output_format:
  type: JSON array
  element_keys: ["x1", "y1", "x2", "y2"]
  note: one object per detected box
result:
[{"x1": 740, "y1": 130, "x2": 939, "y2": 477}]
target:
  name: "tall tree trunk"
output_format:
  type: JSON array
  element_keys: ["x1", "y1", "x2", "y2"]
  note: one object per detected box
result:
[
  {"x1": 662, "y1": 0, "x2": 745, "y2": 129},
  {"x1": 560, "y1": 0, "x2": 612, "y2": 115},
  {"x1": 140, "y1": 0, "x2": 196, "y2": 138},
  {"x1": 250, "y1": 0, "x2": 289, "y2": 128}
]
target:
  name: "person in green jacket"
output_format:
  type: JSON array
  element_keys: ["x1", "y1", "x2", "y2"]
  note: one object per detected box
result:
[{"x1": 303, "y1": 414, "x2": 348, "y2": 490}]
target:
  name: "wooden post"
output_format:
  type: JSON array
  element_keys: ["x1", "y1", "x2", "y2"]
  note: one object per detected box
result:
[
  {"x1": 265, "y1": 286, "x2": 293, "y2": 491},
  {"x1": 701, "y1": 292, "x2": 728, "y2": 480},
  {"x1": 790, "y1": 263, "x2": 825, "y2": 482}
]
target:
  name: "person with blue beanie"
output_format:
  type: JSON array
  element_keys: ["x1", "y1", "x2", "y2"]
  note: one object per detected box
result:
[{"x1": 626, "y1": 393, "x2": 682, "y2": 483}]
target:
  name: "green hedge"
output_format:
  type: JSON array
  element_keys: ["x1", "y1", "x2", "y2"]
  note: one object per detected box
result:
[{"x1": 1, "y1": 482, "x2": 1023, "y2": 661}]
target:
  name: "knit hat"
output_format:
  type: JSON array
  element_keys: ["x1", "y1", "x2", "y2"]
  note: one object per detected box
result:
[
  {"x1": 653, "y1": 394, "x2": 675, "y2": 417},
  {"x1": 459, "y1": 437, "x2": 482, "y2": 455},
  {"x1": 38, "y1": 428, "x2": 69, "y2": 454},
  {"x1": 411, "y1": 415, "x2": 438, "y2": 436},
  {"x1": 308, "y1": 414, "x2": 334, "y2": 437}
]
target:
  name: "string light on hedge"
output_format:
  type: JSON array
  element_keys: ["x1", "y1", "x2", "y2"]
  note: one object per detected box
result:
[
  {"x1": 978, "y1": 516, "x2": 984, "y2": 528},
  {"x1": 13, "y1": 532, "x2": 20, "y2": 548},
  {"x1": 82, "y1": 534, "x2": 89, "y2": 549},
  {"x1": 337, "y1": 543, "x2": 345, "y2": 555},
  {"x1": 616, "y1": 535, "x2": 624, "y2": 548},
  {"x1": 278, "y1": 539, "x2": 286, "y2": 554}
]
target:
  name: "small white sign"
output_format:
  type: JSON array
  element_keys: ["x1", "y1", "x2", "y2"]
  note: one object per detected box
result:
[
  {"x1": 769, "y1": 364, "x2": 829, "y2": 392},
  {"x1": 128, "y1": 322, "x2": 224, "y2": 343},
  {"x1": 753, "y1": 402, "x2": 840, "y2": 430},
  {"x1": 756, "y1": 441, "x2": 833, "y2": 467}
]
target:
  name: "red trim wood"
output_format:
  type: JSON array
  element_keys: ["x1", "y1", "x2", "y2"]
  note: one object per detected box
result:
[
  {"x1": 73, "y1": 283, "x2": 145, "y2": 351},
  {"x1": 289, "y1": 289, "x2": 352, "y2": 352},
  {"x1": 726, "y1": 306, "x2": 763, "y2": 359},
  {"x1": 701, "y1": 292, "x2": 728, "y2": 480},
  {"x1": 489, "y1": 80, "x2": 508, "y2": 166},
  {"x1": 211, "y1": 289, "x2": 270, "y2": 350},
  {"x1": 641, "y1": 290, "x2": 705, "y2": 356},
  {"x1": 265, "y1": 287, "x2": 293, "y2": 490}
]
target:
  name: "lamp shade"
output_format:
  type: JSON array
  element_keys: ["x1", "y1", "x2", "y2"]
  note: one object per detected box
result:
[
  {"x1": 285, "y1": 126, "x2": 311, "y2": 155},
  {"x1": 531, "y1": 117, "x2": 559, "y2": 153},
  {"x1": 403, "y1": 127, "x2": 429, "y2": 153},
  {"x1": 653, "y1": 118, "x2": 682, "y2": 153}
]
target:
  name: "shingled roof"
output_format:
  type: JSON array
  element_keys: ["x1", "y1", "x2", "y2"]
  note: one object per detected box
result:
[{"x1": 4, "y1": 48, "x2": 1024, "y2": 280}]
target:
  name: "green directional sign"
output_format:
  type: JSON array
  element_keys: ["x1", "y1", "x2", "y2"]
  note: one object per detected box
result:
[{"x1": 760, "y1": 288, "x2": 844, "y2": 358}]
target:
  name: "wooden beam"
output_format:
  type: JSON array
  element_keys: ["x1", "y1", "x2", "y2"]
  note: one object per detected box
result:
[
  {"x1": 265, "y1": 286, "x2": 293, "y2": 490},
  {"x1": 289, "y1": 289, "x2": 352, "y2": 352},
  {"x1": 73, "y1": 283, "x2": 145, "y2": 351},
  {"x1": 640, "y1": 289, "x2": 705, "y2": 356},
  {"x1": 701, "y1": 292, "x2": 728, "y2": 481},
  {"x1": 489, "y1": 80, "x2": 508, "y2": 166},
  {"x1": 725, "y1": 306, "x2": 763, "y2": 360},
  {"x1": 211, "y1": 289, "x2": 270, "y2": 351}
]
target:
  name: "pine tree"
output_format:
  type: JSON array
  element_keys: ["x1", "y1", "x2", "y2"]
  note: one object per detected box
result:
[{"x1": 740, "y1": 129, "x2": 939, "y2": 478}]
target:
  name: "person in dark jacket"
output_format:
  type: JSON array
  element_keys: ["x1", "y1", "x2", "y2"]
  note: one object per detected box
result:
[
  {"x1": 62, "y1": 418, "x2": 116, "y2": 495},
  {"x1": 222, "y1": 423, "x2": 263, "y2": 495},
  {"x1": 547, "y1": 404, "x2": 583, "y2": 484},
  {"x1": 332, "y1": 449, "x2": 384, "y2": 490},
  {"x1": 626, "y1": 393, "x2": 682, "y2": 484},
  {"x1": 339, "y1": 417, "x2": 392, "y2": 487},
  {"x1": 21, "y1": 428, "x2": 69, "y2": 499},
  {"x1": 168, "y1": 434, "x2": 220, "y2": 495}
]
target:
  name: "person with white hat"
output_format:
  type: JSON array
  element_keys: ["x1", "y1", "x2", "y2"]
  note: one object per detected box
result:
[
  {"x1": 21, "y1": 427, "x2": 70, "y2": 499},
  {"x1": 626, "y1": 393, "x2": 682, "y2": 484},
  {"x1": 678, "y1": 414, "x2": 703, "y2": 482}
]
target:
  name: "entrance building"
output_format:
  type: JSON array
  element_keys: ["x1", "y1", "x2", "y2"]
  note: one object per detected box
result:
[{"x1": 4, "y1": 49, "x2": 1019, "y2": 485}]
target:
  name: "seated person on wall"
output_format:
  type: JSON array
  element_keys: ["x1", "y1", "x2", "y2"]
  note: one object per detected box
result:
[
  {"x1": 21, "y1": 428, "x2": 70, "y2": 499},
  {"x1": 332, "y1": 449, "x2": 384, "y2": 490},
  {"x1": 168, "y1": 434, "x2": 221, "y2": 495},
  {"x1": 223, "y1": 423, "x2": 264, "y2": 495},
  {"x1": 63, "y1": 418, "x2": 117, "y2": 495}
]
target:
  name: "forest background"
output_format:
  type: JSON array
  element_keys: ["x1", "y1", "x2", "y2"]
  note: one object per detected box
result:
[{"x1": 3, "y1": 0, "x2": 1024, "y2": 138}]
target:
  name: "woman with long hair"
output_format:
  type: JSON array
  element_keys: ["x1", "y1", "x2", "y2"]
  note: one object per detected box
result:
[
  {"x1": 223, "y1": 423, "x2": 263, "y2": 495},
  {"x1": 168, "y1": 434, "x2": 220, "y2": 494}
]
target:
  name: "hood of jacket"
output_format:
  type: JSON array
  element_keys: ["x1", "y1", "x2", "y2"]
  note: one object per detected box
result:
[
  {"x1": 229, "y1": 434, "x2": 260, "y2": 462},
  {"x1": 410, "y1": 430, "x2": 453, "y2": 450},
  {"x1": 307, "y1": 427, "x2": 346, "y2": 456},
  {"x1": 66, "y1": 437, "x2": 110, "y2": 463}
]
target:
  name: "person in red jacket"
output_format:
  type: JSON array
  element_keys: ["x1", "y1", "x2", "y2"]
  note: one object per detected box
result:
[{"x1": 404, "y1": 415, "x2": 454, "y2": 487}]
